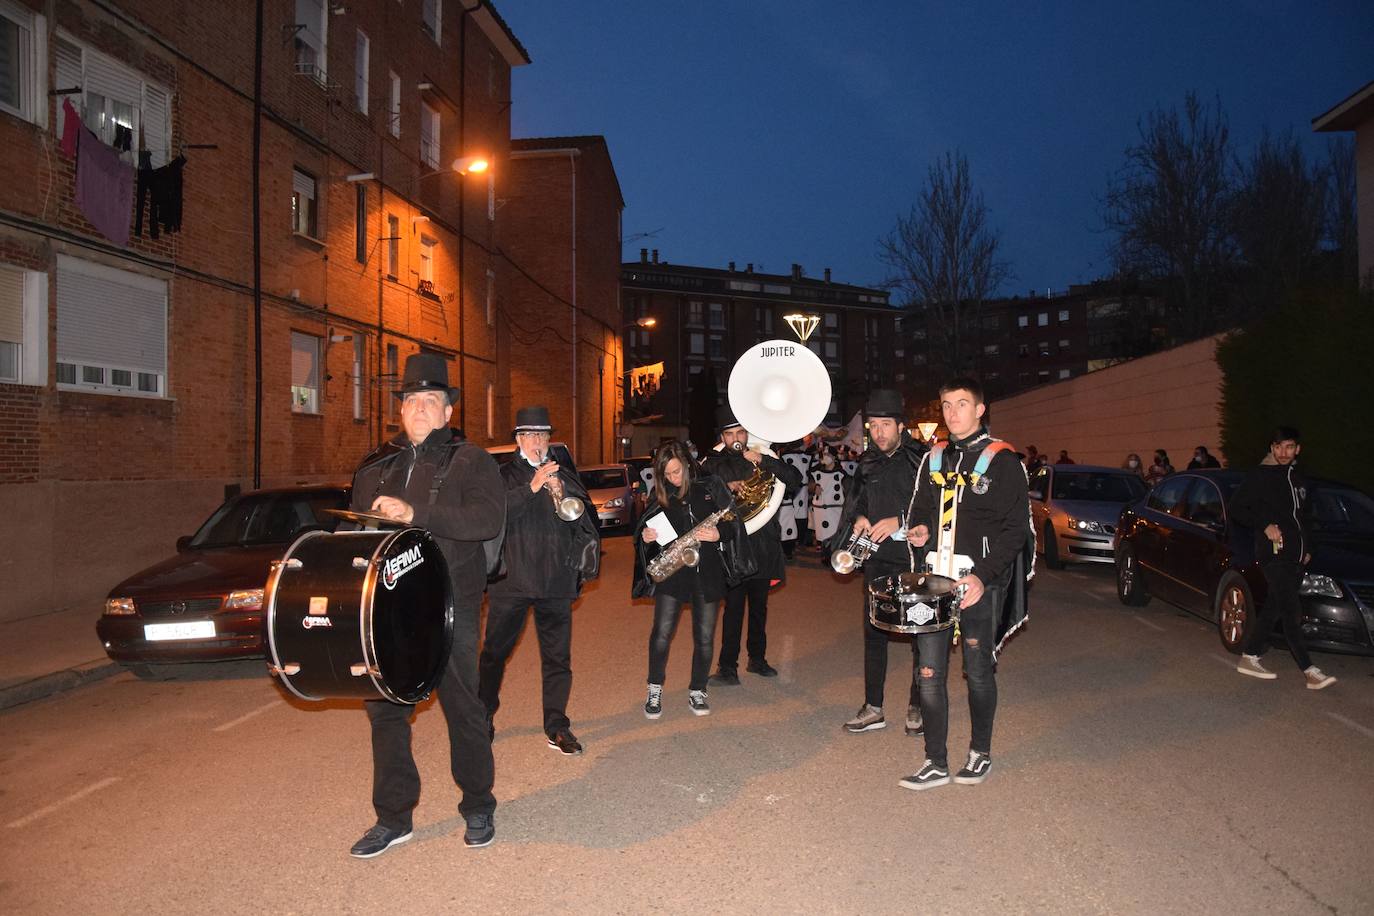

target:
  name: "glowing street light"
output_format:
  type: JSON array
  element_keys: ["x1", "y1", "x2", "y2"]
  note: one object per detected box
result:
[{"x1": 783, "y1": 312, "x2": 820, "y2": 342}]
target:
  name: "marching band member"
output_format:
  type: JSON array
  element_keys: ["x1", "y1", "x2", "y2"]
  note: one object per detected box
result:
[
  {"x1": 480, "y1": 406, "x2": 600, "y2": 756},
  {"x1": 701, "y1": 406, "x2": 803, "y2": 684},
  {"x1": 901, "y1": 376, "x2": 1033, "y2": 791}
]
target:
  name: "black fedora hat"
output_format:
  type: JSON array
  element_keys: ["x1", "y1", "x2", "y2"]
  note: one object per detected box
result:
[
  {"x1": 513, "y1": 405, "x2": 553, "y2": 434},
  {"x1": 394, "y1": 352, "x2": 460, "y2": 402},
  {"x1": 715, "y1": 404, "x2": 743, "y2": 435},
  {"x1": 863, "y1": 388, "x2": 904, "y2": 420}
]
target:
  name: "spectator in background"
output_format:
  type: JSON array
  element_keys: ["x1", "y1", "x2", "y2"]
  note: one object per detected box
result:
[
  {"x1": 1145, "y1": 449, "x2": 1173, "y2": 488},
  {"x1": 1187, "y1": 446, "x2": 1221, "y2": 469},
  {"x1": 1121, "y1": 453, "x2": 1145, "y2": 480},
  {"x1": 1024, "y1": 445, "x2": 1044, "y2": 471},
  {"x1": 1055, "y1": 449, "x2": 1076, "y2": 465}
]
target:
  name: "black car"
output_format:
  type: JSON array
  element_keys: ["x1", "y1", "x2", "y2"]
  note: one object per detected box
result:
[{"x1": 1113, "y1": 470, "x2": 1374, "y2": 656}]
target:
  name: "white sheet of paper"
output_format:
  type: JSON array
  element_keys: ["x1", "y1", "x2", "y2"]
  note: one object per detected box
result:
[{"x1": 643, "y1": 511, "x2": 679, "y2": 545}]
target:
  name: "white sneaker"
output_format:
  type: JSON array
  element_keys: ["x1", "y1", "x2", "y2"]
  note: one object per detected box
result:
[
  {"x1": 1304, "y1": 667, "x2": 1336, "y2": 690},
  {"x1": 1237, "y1": 654, "x2": 1276, "y2": 680}
]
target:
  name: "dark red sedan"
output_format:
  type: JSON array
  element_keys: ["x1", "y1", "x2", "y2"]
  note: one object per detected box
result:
[{"x1": 97, "y1": 485, "x2": 349, "y2": 676}]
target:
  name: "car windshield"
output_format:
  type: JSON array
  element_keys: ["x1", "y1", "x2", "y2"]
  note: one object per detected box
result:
[
  {"x1": 581, "y1": 469, "x2": 627, "y2": 490},
  {"x1": 190, "y1": 492, "x2": 346, "y2": 548},
  {"x1": 1310, "y1": 486, "x2": 1374, "y2": 535},
  {"x1": 1052, "y1": 472, "x2": 1147, "y2": 502}
]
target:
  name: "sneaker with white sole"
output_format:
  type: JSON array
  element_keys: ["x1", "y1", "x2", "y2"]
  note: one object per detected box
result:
[
  {"x1": 899, "y1": 759, "x2": 950, "y2": 791},
  {"x1": 905, "y1": 704, "x2": 924, "y2": 737},
  {"x1": 1237, "y1": 654, "x2": 1277, "y2": 679},
  {"x1": 844, "y1": 703, "x2": 886, "y2": 733},
  {"x1": 953, "y1": 749, "x2": 992, "y2": 785},
  {"x1": 644, "y1": 683, "x2": 663, "y2": 719},
  {"x1": 1304, "y1": 666, "x2": 1336, "y2": 690},
  {"x1": 688, "y1": 689, "x2": 710, "y2": 716},
  {"x1": 349, "y1": 824, "x2": 412, "y2": 859}
]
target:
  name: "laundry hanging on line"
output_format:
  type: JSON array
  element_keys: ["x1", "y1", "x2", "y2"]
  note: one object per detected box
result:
[
  {"x1": 60, "y1": 98, "x2": 80, "y2": 158},
  {"x1": 134, "y1": 152, "x2": 186, "y2": 239},
  {"x1": 74, "y1": 126, "x2": 134, "y2": 247}
]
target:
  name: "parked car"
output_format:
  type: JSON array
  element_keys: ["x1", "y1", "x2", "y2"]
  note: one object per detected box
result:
[
  {"x1": 623, "y1": 454, "x2": 654, "y2": 514},
  {"x1": 1028, "y1": 464, "x2": 1148, "y2": 569},
  {"x1": 579, "y1": 464, "x2": 637, "y2": 530},
  {"x1": 96, "y1": 486, "x2": 350, "y2": 675},
  {"x1": 1113, "y1": 470, "x2": 1374, "y2": 656}
]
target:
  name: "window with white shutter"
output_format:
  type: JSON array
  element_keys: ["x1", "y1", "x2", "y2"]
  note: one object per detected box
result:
[
  {"x1": 293, "y1": 0, "x2": 327, "y2": 84},
  {"x1": 354, "y1": 30, "x2": 368, "y2": 114},
  {"x1": 0, "y1": 267, "x2": 23, "y2": 382},
  {"x1": 56, "y1": 255, "x2": 166, "y2": 397},
  {"x1": 292, "y1": 168, "x2": 318, "y2": 238},
  {"x1": 421, "y1": 0, "x2": 442, "y2": 44},
  {"x1": 291, "y1": 331, "x2": 321, "y2": 414},
  {"x1": 419, "y1": 101, "x2": 439, "y2": 168},
  {"x1": 0, "y1": 0, "x2": 45, "y2": 126},
  {"x1": 53, "y1": 34, "x2": 171, "y2": 166}
]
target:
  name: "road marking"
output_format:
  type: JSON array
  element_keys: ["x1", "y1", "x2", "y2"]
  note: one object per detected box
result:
[
  {"x1": 213, "y1": 699, "x2": 282, "y2": 733},
  {"x1": 1326, "y1": 712, "x2": 1374, "y2": 739},
  {"x1": 7, "y1": 777, "x2": 121, "y2": 829},
  {"x1": 1213, "y1": 654, "x2": 1239, "y2": 670},
  {"x1": 1133, "y1": 615, "x2": 1166, "y2": 632}
]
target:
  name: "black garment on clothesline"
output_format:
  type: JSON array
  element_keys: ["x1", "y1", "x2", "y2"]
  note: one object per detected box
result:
[{"x1": 134, "y1": 154, "x2": 186, "y2": 239}]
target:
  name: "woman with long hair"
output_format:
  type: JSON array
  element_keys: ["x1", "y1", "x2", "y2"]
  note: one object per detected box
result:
[
  {"x1": 632, "y1": 441, "x2": 751, "y2": 719},
  {"x1": 1145, "y1": 449, "x2": 1173, "y2": 488},
  {"x1": 1121, "y1": 453, "x2": 1145, "y2": 480}
]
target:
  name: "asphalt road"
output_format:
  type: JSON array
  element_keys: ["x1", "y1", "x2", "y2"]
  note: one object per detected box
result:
[{"x1": 3, "y1": 537, "x2": 1371, "y2": 915}]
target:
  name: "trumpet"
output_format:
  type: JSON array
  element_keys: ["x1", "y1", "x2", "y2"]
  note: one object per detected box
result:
[
  {"x1": 539, "y1": 454, "x2": 584, "y2": 522},
  {"x1": 831, "y1": 531, "x2": 879, "y2": 575}
]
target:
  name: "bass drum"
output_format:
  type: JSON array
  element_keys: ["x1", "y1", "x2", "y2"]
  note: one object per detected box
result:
[
  {"x1": 265, "y1": 528, "x2": 453, "y2": 704},
  {"x1": 868, "y1": 571, "x2": 961, "y2": 635}
]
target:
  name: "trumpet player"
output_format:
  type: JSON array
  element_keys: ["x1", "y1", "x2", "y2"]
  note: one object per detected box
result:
[
  {"x1": 632, "y1": 441, "x2": 754, "y2": 718},
  {"x1": 832, "y1": 389, "x2": 928, "y2": 736},
  {"x1": 701, "y1": 407, "x2": 803, "y2": 684},
  {"x1": 480, "y1": 407, "x2": 599, "y2": 756}
]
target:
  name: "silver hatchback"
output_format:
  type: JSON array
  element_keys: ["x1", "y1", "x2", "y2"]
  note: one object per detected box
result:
[
  {"x1": 1028, "y1": 465, "x2": 1148, "y2": 568},
  {"x1": 579, "y1": 464, "x2": 637, "y2": 530}
]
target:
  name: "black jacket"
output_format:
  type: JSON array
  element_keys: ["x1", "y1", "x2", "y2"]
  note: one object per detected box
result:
[
  {"x1": 1230, "y1": 458, "x2": 1309, "y2": 565},
  {"x1": 699, "y1": 447, "x2": 803, "y2": 582},
  {"x1": 489, "y1": 452, "x2": 600, "y2": 598},
  {"x1": 632, "y1": 474, "x2": 755, "y2": 601},
  {"x1": 832, "y1": 430, "x2": 928, "y2": 567},
  {"x1": 350, "y1": 428, "x2": 505, "y2": 601}
]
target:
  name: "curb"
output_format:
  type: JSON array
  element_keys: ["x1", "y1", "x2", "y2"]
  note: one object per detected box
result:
[{"x1": 0, "y1": 659, "x2": 120, "y2": 712}]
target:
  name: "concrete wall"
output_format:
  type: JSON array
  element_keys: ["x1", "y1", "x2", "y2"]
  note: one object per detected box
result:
[{"x1": 986, "y1": 334, "x2": 1228, "y2": 469}]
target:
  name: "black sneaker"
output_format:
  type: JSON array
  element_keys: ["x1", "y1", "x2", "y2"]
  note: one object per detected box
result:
[
  {"x1": 463, "y1": 813, "x2": 495, "y2": 848},
  {"x1": 953, "y1": 749, "x2": 992, "y2": 785},
  {"x1": 746, "y1": 659, "x2": 778, "y2": 677},
  {"x1": 547, "y1": 729, "x2": 583, "y2": 755},
  {"x1": 644, "y1": 683, "x2": 663, "y2": 719},
  {"x1": 688, "y1": 689, "x2": 711, "y2": 716},
  {"x1": 899, "y1": 759, "x2": 950, "y2": 791},
  {"x1": 710, "y1": 667, "x2": 741, "y2": 686},
  {"x1": 349, "y1": 824, "x2": 413, "y2": 859}
]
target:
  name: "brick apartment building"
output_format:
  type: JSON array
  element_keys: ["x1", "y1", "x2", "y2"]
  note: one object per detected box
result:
[
  {"x1": 0, "y1": 0, "x2": 530, "y2": 620},
  {"x1": 500, "y1": 136, "x2": 624, "y2": 464},
  {"x1": 621, "y1": 253, "x2": 897, "y2": 453}
]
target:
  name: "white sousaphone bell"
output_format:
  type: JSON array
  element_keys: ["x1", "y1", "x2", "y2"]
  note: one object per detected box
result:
[{"x1": 722, "y1": 338, "x2": 833, "y2": 534}]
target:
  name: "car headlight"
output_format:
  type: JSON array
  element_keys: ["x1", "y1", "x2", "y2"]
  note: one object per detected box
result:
[
  {"x1": 224, "y1": 589, "x2": 265, "y2": 610},
  {"x1": 1067, "y1": 517, "x2": 1105, "y2": 534},
  {"x1": 104, "y1": 597, "x2": 136, "y2": 616},
  {"x1": 1299, "y1": 574, "x2": 1342, "y2": 598},
  {"x1": 603, "y1": 497, "x2": 625, "y2": 509}
]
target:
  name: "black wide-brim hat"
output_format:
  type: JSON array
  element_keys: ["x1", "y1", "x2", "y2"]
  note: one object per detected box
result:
[
  {"x1": 514, "y1": 405, "x2": 553, "y2": 434},
  {"x1": 715, "y1": 404, "x2": 743, "y2": 435},
  {"x1": 863, "y1": 388, "x2": 904, "y2": 420},
  {"x1": 393, "y1": 352, "x2": 461, "y2": 402}
]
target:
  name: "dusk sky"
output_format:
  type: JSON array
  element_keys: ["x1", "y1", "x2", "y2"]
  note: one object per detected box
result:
[{"x1": 500, "y1": 2, "x2": 1373, "y2": 298}]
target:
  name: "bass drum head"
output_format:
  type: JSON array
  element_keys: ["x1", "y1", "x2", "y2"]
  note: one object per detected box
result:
[{"x1": 368, "y1": 529, "x2": 454, "y2": 704}]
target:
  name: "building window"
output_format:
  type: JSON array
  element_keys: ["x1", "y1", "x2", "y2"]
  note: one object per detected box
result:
[
  {"x1": 689, "y1": 332, "x2": 704, "y2": 355},
  {"x1": 982, "y1": 315, "x2": 999, "y2": 331},
  {"x1": 351, "y1": 333, "x2": 366, "y2": 421},
  {"x1": 708, "y1": 302, "x2": 724, "y2": 329},
  {"x1": 1017, "y1": 343, "x2": 1029, "y2": 357},
  {"x1": 1037, "y1": 312, "x2": 1048, "y2": 327},
  {"x1": 419, "y1": 235, "x2": 436, "y2": 282},
  {"x1": 708, "y1": 335, "x2": 724, "y2": 360},
  {"x1": 487, "y1": 50, "x2": 497, "y2": 100},
  {"x1": 1058, "y1": 309, "x2": 1070, "y2": 322},
  {"x1": 1038, "y1": 341, "x2": 1050, "y2": 357},
  {"x1": 686, "y1": 300, "x2": 703, "y2": 327},
  {"x1": 485, "y1": 269, "x2": 495, "y2": 325},
  {"x1": 0, "y1": 3, "x2": 44, "y2": 126},
  {"x1": 983, "y1": 344, "x2": 1000, "y2": 358},
  {"x1": 1058, "y1": 338, "x2": 1070, "y2": 350},
  {"x1": 422, "y1": 0, "x2": 442, "y2": 44},
  {"x1": 1037, "y1": 369, "x2": 1050, "y2": 382},
  {"x1": 420, "y1": 101, "x2": 439, "y2": 168},
  {"x1": 388, "y1": 71, "x2": 401, "y2": 138},
  {"x1": 1058, "y1": 368, "x2": 1071, "y2": 379},
  {"x1": 824, "y1": 312, "x2": 838, "y2": 329},
  {"x1": 386, "y1": 215, "x2": 399, "y2": 279},
  {"x1": 754, "y1": 307, "x2": 772, "y2": 337},
  {"x1": 986, "y1": 371, "x2": 1000, "y2": 381},
  {"x1": 911, "y1": 352, "x2": 927, "y2": 366},
  {"x1": 291, "y1": 331, "x2": 321, "y2": 414},
  {"x1": 1017, "y1": 315, "x2": 1028, "y2": 329},
  {"x1": 292, "y1": 168, "x2": 318, "y2": 238},
  {"x1": 355, "y1": 184, "x2": 367, "y2": 263},
  {"x1": 0, "y1": 265, "x2": 46, "y2": 386},
  {"x1": 293, "y1": 0, "x2": 327, "y2": 84},
  {"x1": 486, "y1": 381, "x2": 494, "y2": 439},
  {"x1": 354, "y1": 29, "x2": 369, "y2": 114},
  {"x1": 55, "y1": 255, "x2": 165, "y2": 397},
  {"x1": 386, "y1": 343, "x2": 399, "y2": 422},
  {"x1": 824, "y1": 340, "x2": 838, "y2": 359},
  {"x1": 54, "y1": 34, "x2": 171, "y2": 166}
]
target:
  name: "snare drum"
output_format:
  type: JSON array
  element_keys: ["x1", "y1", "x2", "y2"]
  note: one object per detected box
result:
[
  {"x1": 265, "y1": 528, "x2": 454, "y2": 703},
  {"x1": 868, "y1": 571, "x2": 961, "y2": 634}
]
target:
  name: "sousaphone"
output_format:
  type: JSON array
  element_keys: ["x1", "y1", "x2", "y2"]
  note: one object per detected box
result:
[{"x1": 723, "y1": 339, "x2": 833, "y2": 534}]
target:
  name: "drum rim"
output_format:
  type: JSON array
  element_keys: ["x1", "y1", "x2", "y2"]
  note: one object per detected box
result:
[
  {"x1": 265, "y1": 528, "x2": 331, "y2": 702},
  {"x1": 361, "y1": 528, "x2": 404, "y2": 703}
]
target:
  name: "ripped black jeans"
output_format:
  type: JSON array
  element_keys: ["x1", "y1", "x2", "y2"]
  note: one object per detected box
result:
[
  {"x1": 648, "y1": 593, "x2": 718, "y2": 691},
  {"x1": 915, "y1": 580, "x2": 1003, "y2": 769}
]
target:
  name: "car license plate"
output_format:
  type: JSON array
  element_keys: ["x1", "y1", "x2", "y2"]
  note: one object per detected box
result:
[{"x1": 144, "y1": 621, "x2": 216, "y2": 641}]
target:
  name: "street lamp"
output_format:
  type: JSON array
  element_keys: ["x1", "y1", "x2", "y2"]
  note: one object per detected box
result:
[
  {"x1": 784, "y1": 312, "x2": 820, "y2": 343},
  {"x1": 917, "y1": 421, "x2": 939, "y2": 442}
]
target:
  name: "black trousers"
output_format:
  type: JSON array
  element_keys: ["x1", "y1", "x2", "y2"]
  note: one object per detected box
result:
[
  {"x1": 479, "y1": 594, "x2": 574, "y2": 736},
  {"x1": 648, "y1": 593, "x2": 717, "y2": 691},
  {"x1": 365, "y1": 595, "x2": 495, "y2": 831},
  {"x1": 718, "y1": 577, "x2": 771, "y2": 670},
  {"x1": 915, "y1": 581, "x2": 1002, "y2": 769},
  {"x1": 862, "y1": 563, "x2": 919, "y2": 710},
  {"x1": 1243, "y1": 561, "x2": 1312, "y2": 670}
]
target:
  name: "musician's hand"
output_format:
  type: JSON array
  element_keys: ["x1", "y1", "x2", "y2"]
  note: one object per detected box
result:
[
  {"x1": 909, "y1": 524, "x2": 931, "y2": 547},
  {"x1": 852, "y1": 515, "x2": 872, "y2": 537},
  {"x1": 726, "y1": 480, "x2": 745, "y2": 494},
  {"x1": 954, "y1": 573, "x2": 984, "y2": 609},
  {"x1": 371, "y1": 496, "x2": 414, "y2": 524},
  {"x1": 642, "y1": 526, "x2": 658, "y2": 544},
  {"x1": 743, "y1": 449, "x2": 763, "y2": 465},
  {"x1": 530, "y1": 461, "x2": 560, "y2": 493},
  {"x1": 697, "y1": 524, "x2": 720, "y2": 542},
  {"x1": 869, "y1": 516, "x2": 902, "y2": 543}
]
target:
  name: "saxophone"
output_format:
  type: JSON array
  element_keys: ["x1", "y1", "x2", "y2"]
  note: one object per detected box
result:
[{"x1": 646, "y1": 506, "x2": 736, "y2": 583}]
